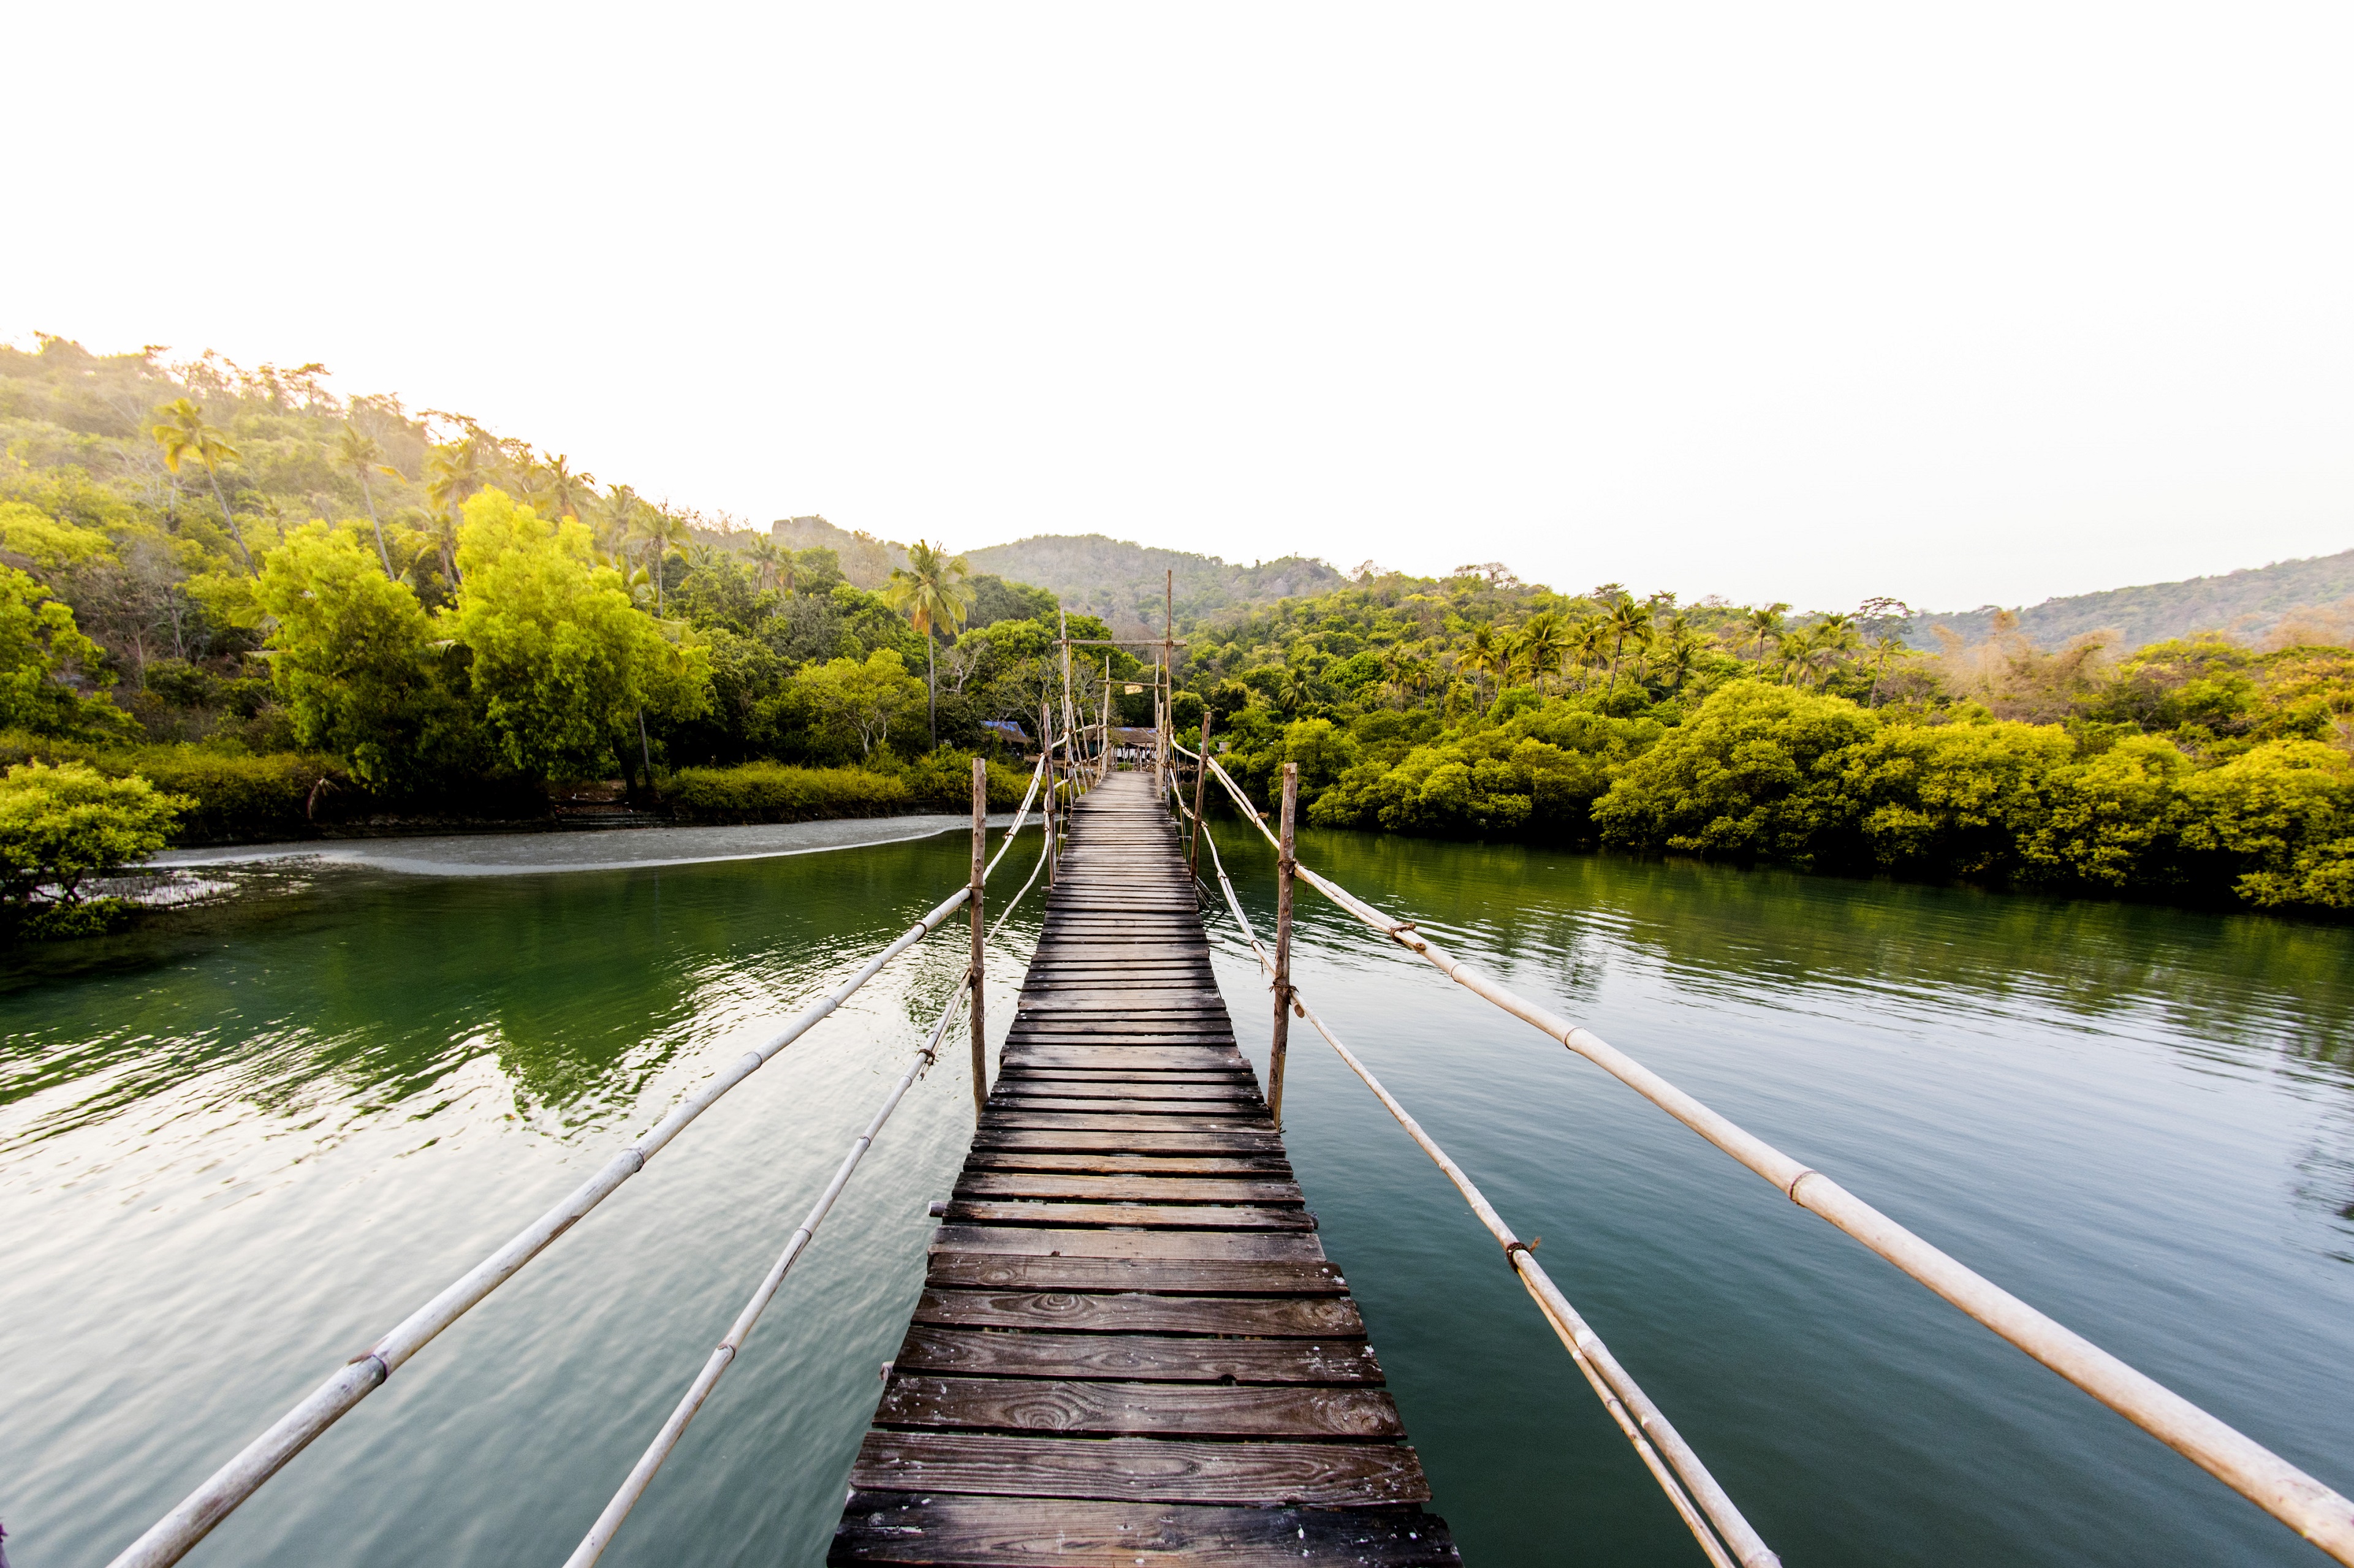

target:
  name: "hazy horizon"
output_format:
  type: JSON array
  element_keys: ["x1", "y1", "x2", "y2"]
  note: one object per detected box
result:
[{"x1": 10, "y1": 4, "x2": 2348, "y2": 613}]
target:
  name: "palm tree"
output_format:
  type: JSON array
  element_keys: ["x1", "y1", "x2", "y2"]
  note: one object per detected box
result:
[
  {"x1": 626, "y1": 504, "x2": 694, "y2": 613},
  {"x1": 1603, "y1": 598, "x2": 1653, "y2": 694},
  {"x1": 1273, "y1": 665, "x2": 1313, "y2": 717},
  {"x1": 334, "y1": 422, "x2": 401, "y2": 578},
  {"x1": 534, "y1": 453, "x2": 596, "y2": 521},
  {"x1": 1744, "y1": 602, "x2": 1791, "y2": 665},
  {"x1": 1656, "y1": 631, "x2": 1705, "y2": 692},
  {"x1": 423, "y1": 439, "x2": 485, "y2": 583},
  {"x1": 883, "y1": 539, "x2": 977, "y2": 744},
  {"x1": 1775, "y1": 625, "x2": 1818, "y2": 686},
  {"x1": 1867, "y1": 632, "x2": 1907, "y2": 705},
  {"x1": 1462, "y1": 624, "x2": 1505, "y2": 707},
  {"x1": 1377, "y1": 642, "x2": 1413, "y2": 708},
  {"x1": 593, "y1": 485, "x2": 642, "y2": 566},
  {"x1": 746, "y1": 537, "x2": 785, "y2": 591},
  {"x1": 1514, "y1": 614, "x2": 1559, "y2": 695},
  {"x1": 1794, "y1": 614, "x2": 1858, "y2": 689},
  {"x1": 151, "y1": 398, "x2": 251, "y2": 570},
  {"x1": 1566, "y1": 618, "x2": 1608, "y2": 690}
]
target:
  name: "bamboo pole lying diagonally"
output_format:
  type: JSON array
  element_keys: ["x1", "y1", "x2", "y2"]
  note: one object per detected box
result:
[
  {"x1": 564, "y1": 817, "x2": 1062, "y2": 1568},
  {"x1": 1179, "y1": 780, "x2": 1774, "y2": 1568},
  {"x1": 1176, "y1": 744, "x2": 2354, "y2": 1567},
  {"x1": 563, "y1": 981, "x2": 977, "y2": 1568},
  {"x1": 105, "y1": 757, "x2": 1050, "y2": 1568}
]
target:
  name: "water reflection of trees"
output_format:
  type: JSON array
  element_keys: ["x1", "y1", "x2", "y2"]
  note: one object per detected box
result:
[
  {"x1": 1, "y1": 838, "x2": 976, "y2": 1151},
  {"x1": 1237, "y1": 827, "x2": 2354, "y2": 1080}
]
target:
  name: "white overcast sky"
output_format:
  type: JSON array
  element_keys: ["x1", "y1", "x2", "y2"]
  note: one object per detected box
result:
[{"x1": 8, "y1": 3, "x2": 2350, "y2": 612}]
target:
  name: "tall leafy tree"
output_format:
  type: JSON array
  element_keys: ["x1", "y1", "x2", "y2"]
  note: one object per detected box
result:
[
  {"x1": 1604, "y1": 598, "x2": 1653, "y2": 694},
  {"x1": 883, "y1": 539, "x2": 976, "y2": 744},
  {"x1": 150, "y1": 398, "x2": 251, "y2": 571},
  {"x1": 334, "y1": 422, "x2": 403, "y2": 579},
  {"x1": 746, "y1": 537, "x2": 784, "y2": 591},
  {"x1": 441, "y1": 490, "x2": 710, "y2": 779},
  {"x1": 625, "y1": 504, "x2": 693, "y2": 613},
  {"x1": 1744, "y1": 602, "x2": 1791, "y2": 664},
  {"x1": 423, "y1": 439, "x2": 485, "y2": 584},
  {"x1": 534, "y1": 453, "x2": 596, "y2": 521}
]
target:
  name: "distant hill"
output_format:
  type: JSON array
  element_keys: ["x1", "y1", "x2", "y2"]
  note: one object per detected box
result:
[
  {"x1": 768, "y1": 515, "x2": 908, "y2": 588},
  {"x1": 962, "y1": 534, "x2": 1345, "y2": 641},
  {"x1": 1915, "y1": 547, "x2": 2354, "y2": 651}
]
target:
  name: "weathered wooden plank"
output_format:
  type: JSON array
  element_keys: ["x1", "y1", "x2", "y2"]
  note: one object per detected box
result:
[
  {"x1": 847, "y1": 1433, "x2": 1430, "y2": 1507},
  {"x1": 830, "y1": 1493, "x2": 1460, "y2": 1567},
  {"x1": 928, "y1": 1225, "x2": 1326, "y2": 1262},
  {"x1": 987, "y1": 1100, "x2": 1266, "y2": 1122},
  {"x1": 954, "y1": 1173, "x2": 1303, "y2": 1205},
  {"x1": 943, "y1": 1200, "x2": 1314, "y2": 1231},
  {"x1": 919, "y1": 1253, "x2": 1351, "y2": 1296},
  {"x1": 991, "y1": 1078, "x2": 1259, "y2": 1100},
  {"x1": 984, "y1": 1112, "x2": 1270, "y2": 1134},
  {"x1": 876, "y1": 1376, "x2": 1405, "y2": 1439},
  {"x1": 892, "y1": 1326, "x2": 1380, "y2": 1384},
  {"x1": 910, "y1": 1288, "x2": 1364, "y2": 1337},
  {"x1": 968, "y1": 1130, "x2": 1284, "y2": 1156},
  {"x1": 960, "y1": 1151, "x2": 1292, "y2": 1178},
  {"x1": 993, "y1": 1069, "x2": 1257, "y2": 1087}
]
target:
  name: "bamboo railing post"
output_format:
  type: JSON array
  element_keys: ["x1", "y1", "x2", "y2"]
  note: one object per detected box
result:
[
  {"x1": 1268, "y1": 762, "x2": 1299, "y2": 1126},
  {"x1": 968, "y1": 755, "x2": 987, "y2": 1116},
  {"x1": 1039, "y1": 698, "x2": 1056, "y2": 887},
  {"x1": 1188, "y1": 710, "x2": 1214, "y2": 877},
  {"x1": 1099, "y1": 660, "x2": 1112, "y2": 782}
]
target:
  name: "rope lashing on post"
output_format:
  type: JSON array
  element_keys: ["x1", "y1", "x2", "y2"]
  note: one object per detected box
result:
[
  {"x1": 105, "y1": 756, "x2": 1053, "y2": 1568},
  {"x1": 1178, "y1": 742, "x2": 2354, "y2": 1567},
  {"x1": 1183, "y1": 787, "x2": 1774, "y2": 1568}
]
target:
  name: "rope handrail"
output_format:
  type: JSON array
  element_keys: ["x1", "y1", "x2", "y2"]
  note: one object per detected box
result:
[
  {"x1": 1179, "y1": 780, "x2": 1772, "y2": 1568},
  {"x1": 107, "y1": 756, "x2": 1050, "y2": 1568},
  {"x1": 1178, "y1": 747, "x2": 2354, "y2": 1564}
]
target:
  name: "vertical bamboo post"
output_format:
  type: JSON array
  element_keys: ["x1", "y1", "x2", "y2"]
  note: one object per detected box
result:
[
  {"x1": 1099, "y1": 661, "x2": 1112, "y2": 783},
  {"x1": 1188, "y1": 710, "x2": 1213, "y2": 877},
  {"x1": 1161, "y1": 567, "x2": 1175, "y2": 795},
  {"x1": 969, "y1": 755, "x2": 987, "y2": 1116},
  {"x1": 1039, "y1": 698, "x2": 1057, "y2": 886},
  {"x1": 1268, "y1": 762, "x2": 1299, "y2": 1126}
]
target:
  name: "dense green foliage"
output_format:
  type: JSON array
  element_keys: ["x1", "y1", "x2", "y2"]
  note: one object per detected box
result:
[
  {"x1": 668, "y1": 754, "x2": 1032, "y2": 824},
  {"x1": 0, "y1": 336, "x2": 1101, "y2": 850},
  {"x1": 1188, "y1": 570, "x2": 2354, "y2": 912},
  {"x1": 0, "y1": 760, "x2": 188, "y2": 934}
]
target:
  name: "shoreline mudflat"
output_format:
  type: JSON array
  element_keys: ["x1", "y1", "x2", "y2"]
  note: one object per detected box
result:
[{"x1": 152, "y1": 812, "x2": 1025, "y2": 878}]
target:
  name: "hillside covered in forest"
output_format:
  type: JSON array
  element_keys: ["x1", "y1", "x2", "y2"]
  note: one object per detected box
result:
[
  {"x1": 1918, "y1": 548, "x2": 2354, "y2": 651},
  {"x1": 962, "y1": 535, "x2": 1345, "y2": 638}
]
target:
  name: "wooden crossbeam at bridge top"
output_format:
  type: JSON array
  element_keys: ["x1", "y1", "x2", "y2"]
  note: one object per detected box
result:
[{"x1": 830, "y1": 770, "x2": 1460, "y2": 1566}]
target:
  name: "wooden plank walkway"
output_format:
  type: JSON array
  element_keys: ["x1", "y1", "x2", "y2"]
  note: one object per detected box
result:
[{"x1": 831, "y1": 770, "x2": 1460, "y2": 1566}]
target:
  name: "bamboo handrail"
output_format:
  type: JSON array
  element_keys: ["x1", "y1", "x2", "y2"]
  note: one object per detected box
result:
[
  {"x1": 562, "y1": 983, "x2": 972, "y2": 1568},
  {"x1": 1179, "y1": 779, "x2": 1771, "y2": 1567},
  {"x1": 564, "y1": 817, "x2": 1062, "y2": 1564},
  {"x1": 106, "y1": 756, "x2": 1052, "y2": 1568},
  {"x1": 1178, "y1": 746, "x2": 2354, "y2": 1565}
]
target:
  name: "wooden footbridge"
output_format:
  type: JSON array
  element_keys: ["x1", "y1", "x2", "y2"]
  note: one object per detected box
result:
[
  {"x1": 103, "y1": 665, "x2": 2354, "y2": 1568},
  {"x1": 832, "y1": 771, "x2": 1454, "y2": 1564}
]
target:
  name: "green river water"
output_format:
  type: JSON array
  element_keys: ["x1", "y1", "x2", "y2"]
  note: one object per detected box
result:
[{"x1": 3, "y1": 820, "x2": 2350, "y2": 1566}]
